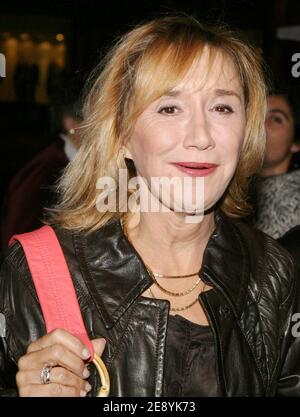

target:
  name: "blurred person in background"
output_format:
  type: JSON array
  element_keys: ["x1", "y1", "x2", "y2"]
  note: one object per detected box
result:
[
  {"x1": 14, "y1": 50, "x2": 39, "y2": 105},
  {"x1": 254, "y1": 91, "x2": 300, "y2": 237},
  {"x1": 0, "y1": 86, "x2": 83, "y2": 255},
  {"x1": 261, "y1": 92, "x2": 300, "y2": 176},
  {"x1": 252, "y1": 90, "x2": 300, "y2": 266}
]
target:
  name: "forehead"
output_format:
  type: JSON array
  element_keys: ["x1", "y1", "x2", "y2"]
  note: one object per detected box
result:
[
  {"x1": 173, "y1": 47, "x2": 242, "y2": 95},
  {"x1": 267, "y1": 96, "x2": 292, "y2": 114}
]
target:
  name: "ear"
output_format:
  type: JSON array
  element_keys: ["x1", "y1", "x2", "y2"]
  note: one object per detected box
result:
[
  {"x1": 291, "y1": 142, "x2": 300, "y2": 154},
  {"x1": 121, "y1": 145, "x2": 134, "y2": 160},
  {"x1": 63, "y1": 115, "x2": 80, "y2": 132}
]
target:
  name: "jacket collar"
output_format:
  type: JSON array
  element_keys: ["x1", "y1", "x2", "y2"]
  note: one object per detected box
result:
[
  {"x1": 74, "y1": 210, "x2": 250, "y2": 329},
  {"x1": 200, "y1": 210, "x2": 250, "y2": 318}
]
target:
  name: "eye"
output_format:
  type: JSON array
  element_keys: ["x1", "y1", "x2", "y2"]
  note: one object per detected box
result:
[
  {"x1": 158, "y1": 106, "x2": 180, "y2": 115},
  {"x1": 270, "y1": 115, "x2": 284, "y2": 124},
  {"x1": 213, "y1": 105, "x2": 234, "y2": 114}
]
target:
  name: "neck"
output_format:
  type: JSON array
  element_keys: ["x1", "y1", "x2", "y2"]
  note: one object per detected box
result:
[
  {"x1": 260, "y1": 156, "x2": 291, "y2": 177},
  {"x1": 125, "y1": 210, "x2": 215, "y2": 276}
]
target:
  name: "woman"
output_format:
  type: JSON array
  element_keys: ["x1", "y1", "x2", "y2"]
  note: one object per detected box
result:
[{"x1": 0, "y1": 15, "x2": 299, "y2": 397}]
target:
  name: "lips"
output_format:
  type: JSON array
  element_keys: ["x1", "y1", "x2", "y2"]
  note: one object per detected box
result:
[{"x1": 170, "y1": 162, "x2": 219, "y2": 177}]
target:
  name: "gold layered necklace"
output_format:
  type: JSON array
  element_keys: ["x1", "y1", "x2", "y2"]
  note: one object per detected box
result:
[
  {"x1": 148, "y1": 269, "x2": 202, "y2": 296},
  {"x1": 122, "y1": 217, "x2": 206, "y2": 312}
]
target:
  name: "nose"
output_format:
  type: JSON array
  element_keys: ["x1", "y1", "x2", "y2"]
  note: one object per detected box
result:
[{"x1": 182, "y1": 110, "x2": 215, "y2": 151}]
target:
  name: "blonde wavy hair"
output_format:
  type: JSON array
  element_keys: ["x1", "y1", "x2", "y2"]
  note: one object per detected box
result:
[{"x1": 45, "y1": 15, "x2": 267, "y2": 232}]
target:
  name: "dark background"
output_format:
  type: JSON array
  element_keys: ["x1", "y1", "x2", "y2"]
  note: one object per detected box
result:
[{"x1": 0, "y1": 0, "x2": 300, "y2": 207}]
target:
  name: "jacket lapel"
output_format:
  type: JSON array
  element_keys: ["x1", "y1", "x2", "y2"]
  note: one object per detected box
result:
[
  {"x1": 74, "y1": 219, "x2": 154, "y2": 329},
  {"x1": 73, "y1": 210, "x2": 250, "y2": 330},
  {"x1": 200, "y1": 210, "x2": 250, "y2": 319}
]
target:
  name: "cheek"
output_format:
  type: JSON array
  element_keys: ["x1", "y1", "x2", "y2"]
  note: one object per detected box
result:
[
  {"x1": 127, "y1": 132, "x2": 167, "y2": 180},
  {"x1": 285, "y1": 125, "x2": 295, "y2": 143},
  {"x1": 266, "y1": 131, "x2": 292, "y2": 156},
  {"x1": 216, "y1": 122, "x2": 245, "y2": 163},
  {"x1": 267, "y1": 124, "x2": 291, "y2": 143},
  {"x1": 130, "y1": 123, "x2": 179, "y2": 160}
]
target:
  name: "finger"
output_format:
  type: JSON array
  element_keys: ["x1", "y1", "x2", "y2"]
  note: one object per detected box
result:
[
  {"x1": 91, "y1": 338, "x2": 106, "y2": 357},
  {"x1": 16, "y1": 367, "x2": 92, "y2": 393},
  {"x1": 18, "y1": 382, "x2": 89, "y2": 397},
  {"x1": 18, "y1": 345, "x2": 90, "y2": 379},
  {"x1": 27, "y1": 328, "x2": 91, "y2": 360}
]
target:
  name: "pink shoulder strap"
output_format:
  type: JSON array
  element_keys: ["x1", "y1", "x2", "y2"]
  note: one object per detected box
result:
[{"x1": 9, "y1": 225, "x2": 94, "y2": 362}]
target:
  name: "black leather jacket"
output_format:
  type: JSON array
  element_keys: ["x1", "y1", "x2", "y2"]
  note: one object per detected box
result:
[{"x1": 0, "y1": 210, "x2": 300, "y2": 397}]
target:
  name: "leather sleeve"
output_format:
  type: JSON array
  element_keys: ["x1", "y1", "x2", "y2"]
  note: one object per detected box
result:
[
  {"x1": 276, "y1": 263, "x2": 300, "y2": 396},
  {"x1": 0, "y1": 242, "x2": 45, "y2": 397},
  {"x1": 0, "y1": 256, "x2": 20, "y2": 396}
]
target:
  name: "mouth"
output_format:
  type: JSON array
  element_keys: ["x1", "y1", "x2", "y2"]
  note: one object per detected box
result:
[{"x1": 170, "y1": 162, "x2": 219, "y2": 177}]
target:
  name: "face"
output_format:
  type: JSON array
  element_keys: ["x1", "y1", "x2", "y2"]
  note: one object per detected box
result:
[
  {"x1": 124, "y1": 47, "x2": 246, "y2": 215},
  {"x1": 264, "y1": 95, "x2": 295, "y2": 169}
]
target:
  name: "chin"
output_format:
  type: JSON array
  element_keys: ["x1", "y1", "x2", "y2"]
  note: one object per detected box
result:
[{"x1": 171, "y1": 202, "x2": 204, "y2": 215}]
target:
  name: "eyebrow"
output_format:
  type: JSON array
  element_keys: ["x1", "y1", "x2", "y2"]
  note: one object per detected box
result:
[
  {"x1": 268, "y1": 108, "x2": 289, "y2": 120},
  {"x1": 214, "y1": 89, "x2": 242, "y2": 102},
  {"x1": 163, "y1": 90, "x2": 181, "y2": 97},
  {"x1": 162, "y1": 88, "x2": 242, "y2": 101}
]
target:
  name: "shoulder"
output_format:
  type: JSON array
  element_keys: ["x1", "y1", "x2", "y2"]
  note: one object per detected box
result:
[
  {"x1": 0, "y1": 224, "x2": 83, "y2": 358},
  {"x1": 0, "y1": 240, "x2": 45, "y2": 358},
  {"x1": 9, "y1": 138, "x2": 67, "y2": 186},
  {"x1": 1, "y1": 239, "x2": 36, "y2": 298},
  {"x1": 234, "y1": 217, "x2": 295, "y2": 268},
  {"x1": 233, "y1": 218, "x2": 297, "y2": 308},
  {"x1": 3, "y1": 224, "x2": 77, "y2": 278}
]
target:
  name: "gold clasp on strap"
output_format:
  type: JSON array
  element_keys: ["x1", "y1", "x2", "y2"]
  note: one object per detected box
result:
[{"x1": 92, "y1": 353, "x2": 110, "y2": 397}]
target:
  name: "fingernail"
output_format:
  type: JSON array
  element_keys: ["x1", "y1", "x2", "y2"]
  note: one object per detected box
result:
[
  {"x1": 85, "y1": 382, "x2": 92, "y2": 392},
  {"x1": 99, "y1": 338, "x2": 106, "y2": 348},
  {"x1": 83, "y1": 367, "x2": 90, "y2": 378},
  {"x1": 82, "y1": 348, "x2": 90, "y2": 359},
  {"x1": 80, "y1": 390, "x2": 87, "y2": 397}
]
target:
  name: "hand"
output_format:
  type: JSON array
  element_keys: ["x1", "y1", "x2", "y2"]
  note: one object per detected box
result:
[{"x1": 16, "y1": 328, "x2": 106, "y2": 397}]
